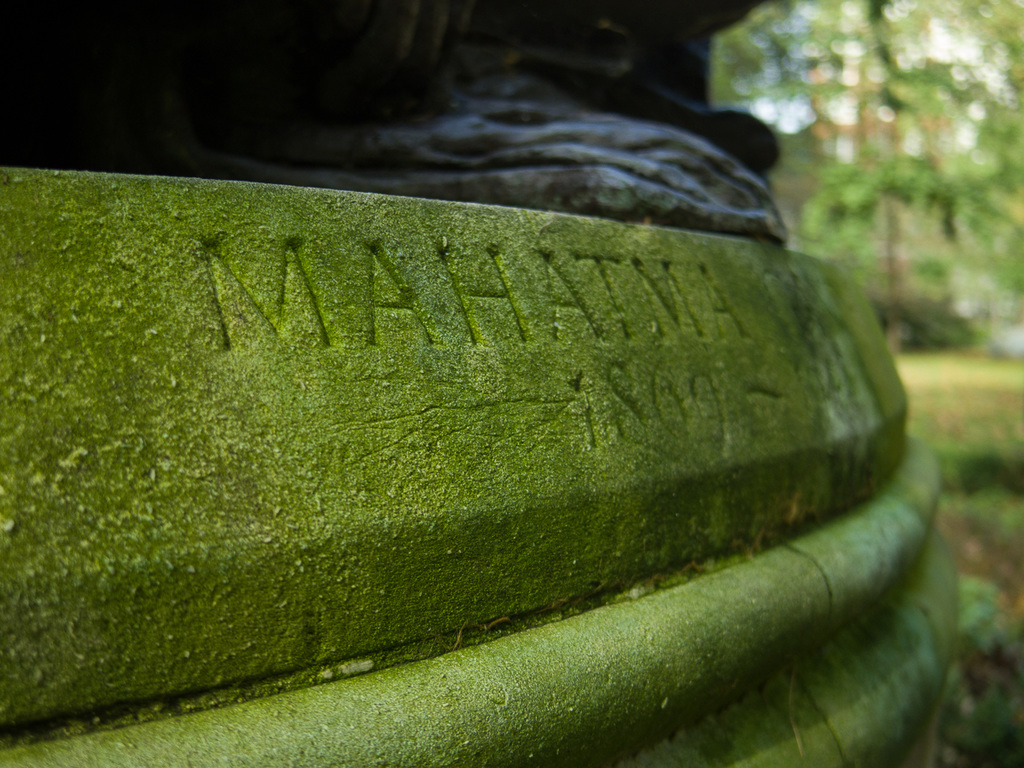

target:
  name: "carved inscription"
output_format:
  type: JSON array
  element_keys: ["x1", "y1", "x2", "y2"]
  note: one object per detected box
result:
[
  {"x1": 197, "y1": 231, "x2": 787, "y2": 451},
  {"x1": 204, "y1": 235, "x2": 330, "y2": 351},
  {"x1": 441, "y1": 244, "x2": 530, "y2": 345},
  {"x1": 602, "y1": 362, "x2": 727, "y2": 443},
  {"x1": 370, "y1": 243, "x2": 445, "y2": 346},
  {"x1": 202, "y1": 233, "x2": 749, "y2": 352}
]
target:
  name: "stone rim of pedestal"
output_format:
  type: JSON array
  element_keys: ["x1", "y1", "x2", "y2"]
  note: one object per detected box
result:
[{"x1": 1, "y1": 168, "x2": 905, "y2": 730}]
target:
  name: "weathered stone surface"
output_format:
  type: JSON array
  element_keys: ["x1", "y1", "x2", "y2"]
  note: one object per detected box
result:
[
  {"x1": 0, "y1": 168, "x2": 904, "y2": 729},
  {"x1": 0, "y1": 442, "x2": 953, "y2": 767},
  {"x1": 614, "y1": 527, "x2": 957, "y2": 768}
]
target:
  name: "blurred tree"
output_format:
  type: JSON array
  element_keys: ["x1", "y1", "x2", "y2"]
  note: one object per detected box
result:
[{"x1": 714, "y1": 0, "x2": 1024, "y2": 350}]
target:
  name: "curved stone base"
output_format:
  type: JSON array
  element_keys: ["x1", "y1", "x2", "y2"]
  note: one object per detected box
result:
[
  {"x1": 0, "y1": 169, "x2": 952, "y2": 766},
  {"x1": 0, "y1": 442, "x2": 955, "y2": 767},
  {"x1": 0, "y1": 168, "x2": 906, "y2": 728},
  {"x1": 614, "y1": 530, "x2": 955, "y2": 768}
]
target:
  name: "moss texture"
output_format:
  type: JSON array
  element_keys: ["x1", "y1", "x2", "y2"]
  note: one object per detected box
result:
[
  {"x1": 0, "y1": 168, "x2": 905, "y2": 727},
  {"x1": 0, "y1": 442, "x2": 952, "y2": 767},
  {"x1": 614, "y1": 529, "x2": 957, "y2": 768}
]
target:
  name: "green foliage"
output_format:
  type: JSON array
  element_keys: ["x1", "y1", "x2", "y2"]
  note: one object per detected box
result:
[
  {"x1": 942, "y1": 578, "x2": 1024, "y2": 768},
  {"x1": 943, "y1": 454, "x2": 1024, "y2": 495},
  {"x1": 943, "y1": 682, "x2": 1024, "y2": 768},
  {"x1": 866, "y1": 290, "x2": 977, "y2": 350},
  {"x1": 714, "y1": 0, "x2": 1024, "y2": 334},
  {"x1": 958, "y1": 576, "x2": 1007, "y2": 655}
]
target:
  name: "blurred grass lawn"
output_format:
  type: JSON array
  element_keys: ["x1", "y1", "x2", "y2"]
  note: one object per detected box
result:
[
  {"x1": 898, "y1": 353, "x2": 1024, "y2": 767},
  {"x1": 899, "y1": 354, "x2": 1023, "y2": 471},
  {"x1": 898, "y1": 353, "x2": 1024, "y2": 614}
]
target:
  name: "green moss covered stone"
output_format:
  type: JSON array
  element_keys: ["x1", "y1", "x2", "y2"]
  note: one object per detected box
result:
[{"x1": 0, "y1": 168, "x2": 905, "y2": 728}]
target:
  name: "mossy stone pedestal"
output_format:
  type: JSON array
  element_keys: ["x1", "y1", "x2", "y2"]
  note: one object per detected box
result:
[{"x1": 0, "y1": 169, "x2": 954, "y2": 766}]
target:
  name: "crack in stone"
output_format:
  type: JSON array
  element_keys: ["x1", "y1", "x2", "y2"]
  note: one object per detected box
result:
[
  {"x1": 784, "y1": 542, "x2": 834, "y2": 629},
  {"x1": 795, "y1": 672, "x2": 849, "y2": 766}
]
